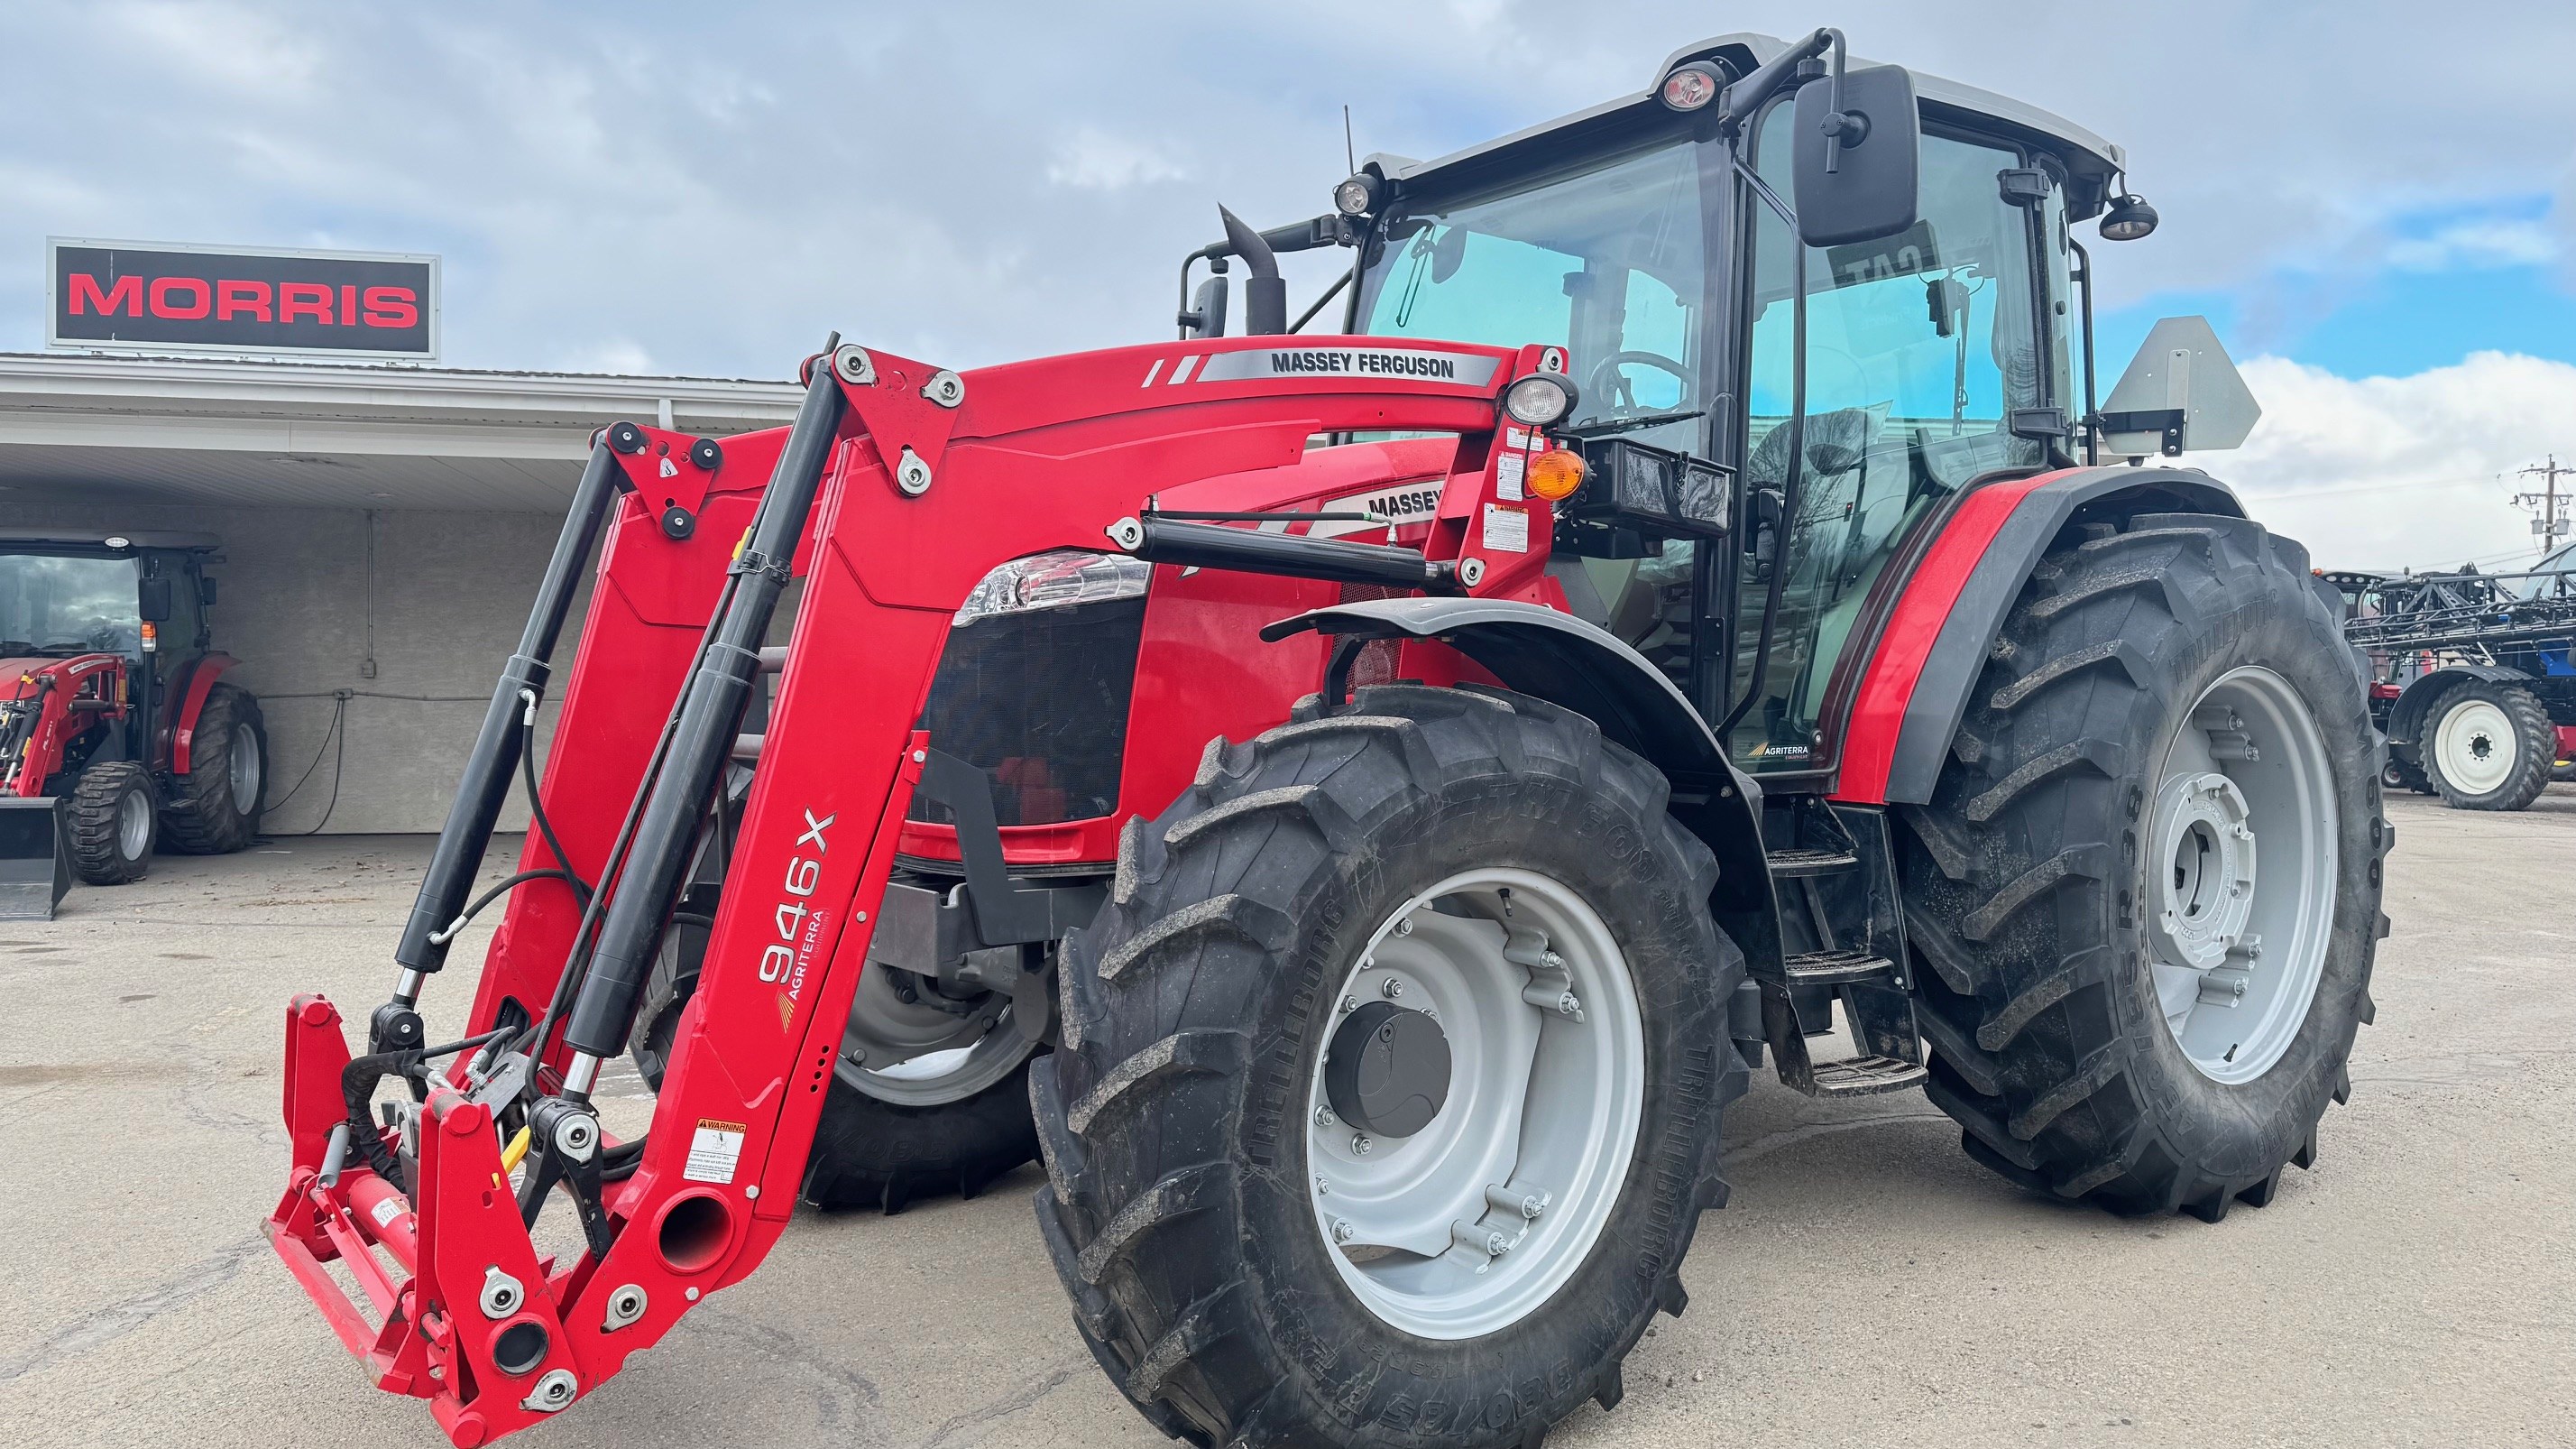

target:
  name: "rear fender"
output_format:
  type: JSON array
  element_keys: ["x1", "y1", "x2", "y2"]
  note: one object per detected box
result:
[
  {"x1": 170, "y1": 652, "x2": 242, "y2": 775},
  {"x1": 1836, "y1": 466, "x2": 2246, "y2": 805},
  {"x1": 1262, "y1": 596, "x2": 1780, "y2": 966},
  {"x1": 2387, "y1": 662, "x2": 2535, "y2": 750}
]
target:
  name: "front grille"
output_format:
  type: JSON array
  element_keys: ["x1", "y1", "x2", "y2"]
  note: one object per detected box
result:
[{"x1": 908, "y1": 597, "x2": 1145, "y2": 827}]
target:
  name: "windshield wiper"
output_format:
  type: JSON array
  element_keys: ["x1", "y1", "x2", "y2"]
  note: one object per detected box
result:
[{"x1": 1557, "y1": 408, "x2": 1707, "y2": 441}]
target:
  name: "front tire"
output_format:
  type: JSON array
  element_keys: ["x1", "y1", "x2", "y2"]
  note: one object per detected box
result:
[
  {"x1": 2421, "y1": 678, "x2": 2553, "y2": 811},
  {"x1": 68, "y1": 761, "x2": 157, "y2": 885},
  {"x1": 1035, "y1": 685, "x2": 1744, "y2": 1447},
  {"x1": 630, "y1": 910, "x2": 1044, "y2": 1213},
  {"x1": 161, "y1": 683, "x2": 268, "y2": 854},
  {"x1": 1900, "y1": 515, "x2": 2387, "y2": 1221}
]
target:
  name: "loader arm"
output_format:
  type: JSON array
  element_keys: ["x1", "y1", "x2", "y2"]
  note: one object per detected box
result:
[{"x1": 268, "y1": 333, "x2": 1553, "y2": 1445}]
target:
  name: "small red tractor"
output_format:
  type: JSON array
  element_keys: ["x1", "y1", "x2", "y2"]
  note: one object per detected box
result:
[
  {"x1": 0, "y1": 528, "x2": 267, "y2": 917},
  {"x1": 266, "y1": 30, "x2": 2388, "y2": 1449}
]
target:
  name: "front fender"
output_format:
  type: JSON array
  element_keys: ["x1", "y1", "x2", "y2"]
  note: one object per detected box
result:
[
  {"x1": 170, "y1": 652, "x2": 242, "y2": 775},
  {"x1": 1262, "y1": 597, "x2": 1779, "y2": 962}
]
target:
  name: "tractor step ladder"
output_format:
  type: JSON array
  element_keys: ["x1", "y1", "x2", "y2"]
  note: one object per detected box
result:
[{"x1": 1756, "y1": 804, "x2": 1930, "y2": 1099}]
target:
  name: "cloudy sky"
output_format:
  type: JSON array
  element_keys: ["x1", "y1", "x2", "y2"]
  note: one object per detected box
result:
[{"x1": 6, "y1": 1, "x2": 2576, "y2": 570}]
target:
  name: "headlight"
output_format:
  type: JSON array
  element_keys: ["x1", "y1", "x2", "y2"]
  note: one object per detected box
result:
[
  {"x1": 1502, "y1": 373, "x2": 1578, "y2": 427},
  {"x1": 954, "y1": 549, "x2": 1152, "y2": 625},
  {"x1": 1333, "y1": 173, "x2": 1382, "y2": 217},
  {"x1": 1659, "y1": 62, "x2": 1725, "y2": 112}
]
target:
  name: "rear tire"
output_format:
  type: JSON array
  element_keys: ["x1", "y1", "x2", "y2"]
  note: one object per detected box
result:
[
  {"x1": 1899, "y1": 515, "x2": 2387, "y2": 1221},
  {"x1": 1035, "y1": 684, "x2": 1744, "y2": 1447},
  {"x1": 630, "y1": 913, "x2": 1043, "y2": 1214},
  {"x1": 68, "y1": 761, "x2": 156, "y2": 885},
  {"x1": 160, "y1": 683, "x2": 268, "y2": 853},
  {"x1": 2420, "y1": 678, "x2": 2553, "y2": 811}
]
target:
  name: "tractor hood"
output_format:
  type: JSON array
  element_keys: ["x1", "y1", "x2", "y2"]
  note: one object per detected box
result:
[{"x1": 1, "y1": 653, "x2": 122, "y2": 699}]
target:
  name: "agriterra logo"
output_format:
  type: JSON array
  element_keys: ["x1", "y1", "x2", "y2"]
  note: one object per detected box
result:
[{"x1": 49, "y1": 240, "x2": 438, "y2": 359}]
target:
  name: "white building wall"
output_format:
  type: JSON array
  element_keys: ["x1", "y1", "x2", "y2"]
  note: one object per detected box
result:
[{"x1": 0, "y1": 496, "x2": 589, "y2": 834}]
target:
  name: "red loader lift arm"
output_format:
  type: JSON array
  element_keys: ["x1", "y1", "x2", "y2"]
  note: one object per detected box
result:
[{"x1": 268, "y1": 333, "x2": 1551, "y2": 1444}]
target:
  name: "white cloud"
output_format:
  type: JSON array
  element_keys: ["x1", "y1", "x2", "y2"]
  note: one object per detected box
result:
[
  {"x1": 2221, "y1": 352, "x2": 2576, "y2": 572},
  {"x1": 1045, "y1": 128, "x2": 1189, "y2": 191},
  {"x1": 2385, "y1": 219, "x2": 2558, "y2": 272}
]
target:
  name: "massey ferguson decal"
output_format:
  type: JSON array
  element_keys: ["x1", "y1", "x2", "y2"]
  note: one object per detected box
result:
[
  {"x1": 49, "y1": 238, "x2": 438, "y2": 359},
  {"x1": 1145, "y1": 346, "x2": 1503, "y2": 388},
  {"x1": 1309, "y1": 481, "x2": 1447, "y2": 539}
]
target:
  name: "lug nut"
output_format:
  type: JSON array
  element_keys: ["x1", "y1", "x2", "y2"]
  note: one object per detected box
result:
[
  {"x1": 1332, "y1": 1218, "x2": 1355, "y2": 1243},
  {"x1": 1394, "y1": 917, "x2": 1414, "y2": 937},
  {"x1": 1380, "y1": 977, "x2": 1403, "y2": 1000},
  {"x1": 1314, "y1": 1105, "x2": 1338, "y2": 1128},
  {"x1": 1350, "y1": 1133, "x2": 1374, "y2": 1157},
  {"x1": 1340, "y1": 994, "x2": 1359, "y2": 1014},
  {"x1": 1315, "y1": 1177, "x2": 1330, "y2": 1195}
]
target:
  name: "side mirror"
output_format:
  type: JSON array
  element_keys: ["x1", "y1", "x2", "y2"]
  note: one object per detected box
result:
[
  {"x1": 198, "y1": 577, "x2": 218, "y2": 607},
  {"x1": 1790, "y1": 64, "x2": 1919, "y2": 248},
  {"x1": 2098, "y1": 316, "x2": 2261, "y2": 458},
  {"x1": 138, "y1": 577, "x2": 174, "y2": 623},
  {"x1": 1182, "y1": 273, "x2": 1228, "y2": 339}
]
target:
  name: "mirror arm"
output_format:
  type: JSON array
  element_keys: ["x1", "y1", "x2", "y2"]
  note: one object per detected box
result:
[
  {"x1": 2070, "y1": 237, "x2": 2100, "y2": 466},
  {"x1": 1716, "y1": 27, "x2": 1834, "y2": 134}
]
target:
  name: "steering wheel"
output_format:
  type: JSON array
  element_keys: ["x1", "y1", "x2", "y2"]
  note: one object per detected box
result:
[{"x1": 1584, "y1": 350, "x2": 1693, "y2": 414}]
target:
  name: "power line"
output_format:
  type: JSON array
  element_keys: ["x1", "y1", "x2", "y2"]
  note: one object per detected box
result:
[{"x1": 2512, "y1": 455, "x2": 2571, "y2": 553}]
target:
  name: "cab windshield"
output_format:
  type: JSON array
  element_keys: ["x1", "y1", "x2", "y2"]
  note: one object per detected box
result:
[
  {"x1": 0, "y1": 553, "x2": 141, "y2": 657},
  {"x1": 1354, "y1": 137, "x2": 1709, "y2": 455}
]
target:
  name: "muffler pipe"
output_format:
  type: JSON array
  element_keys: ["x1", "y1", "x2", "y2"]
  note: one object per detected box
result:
[
  {"x1": 558, "y1": 362, "x2": 848, "y2": 1064},
  {"x1": 391, "y1": 441, "x2": 624, "y2": 988}
]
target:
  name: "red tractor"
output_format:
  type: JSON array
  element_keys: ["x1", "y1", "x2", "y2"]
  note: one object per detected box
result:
[
  {"x1": 266, "y1": 30, "x2": 2387, "y2": 1449},
  {"x1": 0, "y1": 528, "x2": 268, "y2": 916}
]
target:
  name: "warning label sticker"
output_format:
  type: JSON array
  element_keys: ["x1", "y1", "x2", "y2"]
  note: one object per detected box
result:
[
  {"x1": 1482, "y1": 503, "x2": 1531, "y2": 555},
  {"x1": 1495, "y1": 450, "x2": 1526, "y2": 502},
  {"x1": 370, "y1": 1195, "x2": 403, "y2": 1228},
  {"x1": 685, "y1": 1119, "x2": 748, "y2": 1185}
]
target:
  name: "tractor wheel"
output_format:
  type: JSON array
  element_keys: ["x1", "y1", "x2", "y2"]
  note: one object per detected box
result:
[
  {"x1": 630, "y1": 910, "x2": 1044, "y2": 1213},
  {"x1": 2419, "y1": 678, "x2": 2553, "y2": 811},
  {"x1": 1035, "y1": 684, "x2": 1744, "y2": 1448},
  {"x1": 160, "y1": 684, "x2": 268, "y2": 853},
  {"x1": 67, "y1": 761, "x2": 157, "y2": 885},
  {"x1": 1898, "y1": 514, "x2": 2387, "y2": 1221}
]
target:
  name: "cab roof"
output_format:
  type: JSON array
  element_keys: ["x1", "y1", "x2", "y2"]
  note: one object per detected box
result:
[
  {"x1": 0, "y1": 528, "x2": 221, "y2": 552},
  {"x1": 1368, "y1": 32, "x2": 2127, "y2": 218}
]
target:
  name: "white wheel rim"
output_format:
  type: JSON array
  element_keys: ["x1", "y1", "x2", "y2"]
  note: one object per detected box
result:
[
  {"x1": 228, "y1": 727, "x2": 262, "y2": 815},
  {"x1": 2148, "y1": 667, "x2": 2339, "y2": 1084},
  {"x1": 117, "y1": 788, "x2": 151, "y2": 859},
  {"x1": 2433, "y1": 698, "x2": 2516, "y2": 795},
  {"x1": 1304, "y1": 868, "x2": 1644, "y2": 1340}
]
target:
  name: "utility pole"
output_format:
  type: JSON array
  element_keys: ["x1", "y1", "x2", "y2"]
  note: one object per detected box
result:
[{"x1": 2513, "y1": 456, "x2": 2571, "y2": 556}]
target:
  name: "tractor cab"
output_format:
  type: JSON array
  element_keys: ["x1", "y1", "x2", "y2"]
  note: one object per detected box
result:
[
  {"x1": 0, "y1": 529, "x2": 265, "y2": 914},
  {"x1": 1204, "y1": 31, "x2": 2252, "y2": 779},
  {"x1": 0, "y1": 529, "x2": 222, "y2": 773}
]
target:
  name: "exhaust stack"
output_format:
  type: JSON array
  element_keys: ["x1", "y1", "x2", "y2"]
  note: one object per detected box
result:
[{"x1": 1219, "y1": 206, "x2": 1288, "y2": 336}]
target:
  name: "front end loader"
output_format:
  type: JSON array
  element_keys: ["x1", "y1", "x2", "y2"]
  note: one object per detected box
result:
[{"x1": 268, "y1": 29, "x2": 2388, "y2": 1449}]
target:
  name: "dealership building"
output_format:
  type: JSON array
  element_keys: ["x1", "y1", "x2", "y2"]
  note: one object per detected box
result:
[{"x1": 3, "y1": 241, "x2": 801, "y2": 832}]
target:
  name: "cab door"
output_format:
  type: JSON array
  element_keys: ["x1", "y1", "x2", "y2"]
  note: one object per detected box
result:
[{"x1": 1725, "y1": 111, "x2": 2058, "y2": 772}]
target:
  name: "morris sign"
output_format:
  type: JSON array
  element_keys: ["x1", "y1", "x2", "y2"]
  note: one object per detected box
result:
[{"x1": 48, "y1": 238, "x2": 439, "y2": 360}]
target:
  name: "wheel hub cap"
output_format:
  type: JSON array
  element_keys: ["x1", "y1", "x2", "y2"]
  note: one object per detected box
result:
[
  {"x1": 2148, "y1": 771, "x2": 2256, "y2": 971},
  {"x1": 1324, "y1": 1002, "x2": 1451, "y2": 1138}
]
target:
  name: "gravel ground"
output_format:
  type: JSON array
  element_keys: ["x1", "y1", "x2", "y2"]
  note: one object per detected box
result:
[{"x1": 1, "y1": 786, "x2": 2570, "y2": 1449}]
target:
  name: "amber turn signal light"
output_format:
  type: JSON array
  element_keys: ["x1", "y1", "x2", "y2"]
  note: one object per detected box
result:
[{"x1": 1525, "y1": 448, "x2": 1587, "y2": 501}]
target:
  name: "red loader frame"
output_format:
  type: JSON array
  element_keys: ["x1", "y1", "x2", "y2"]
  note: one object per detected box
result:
[{"x1": 268, "y1": 333, "x2": 1561, "y2": 1445}]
